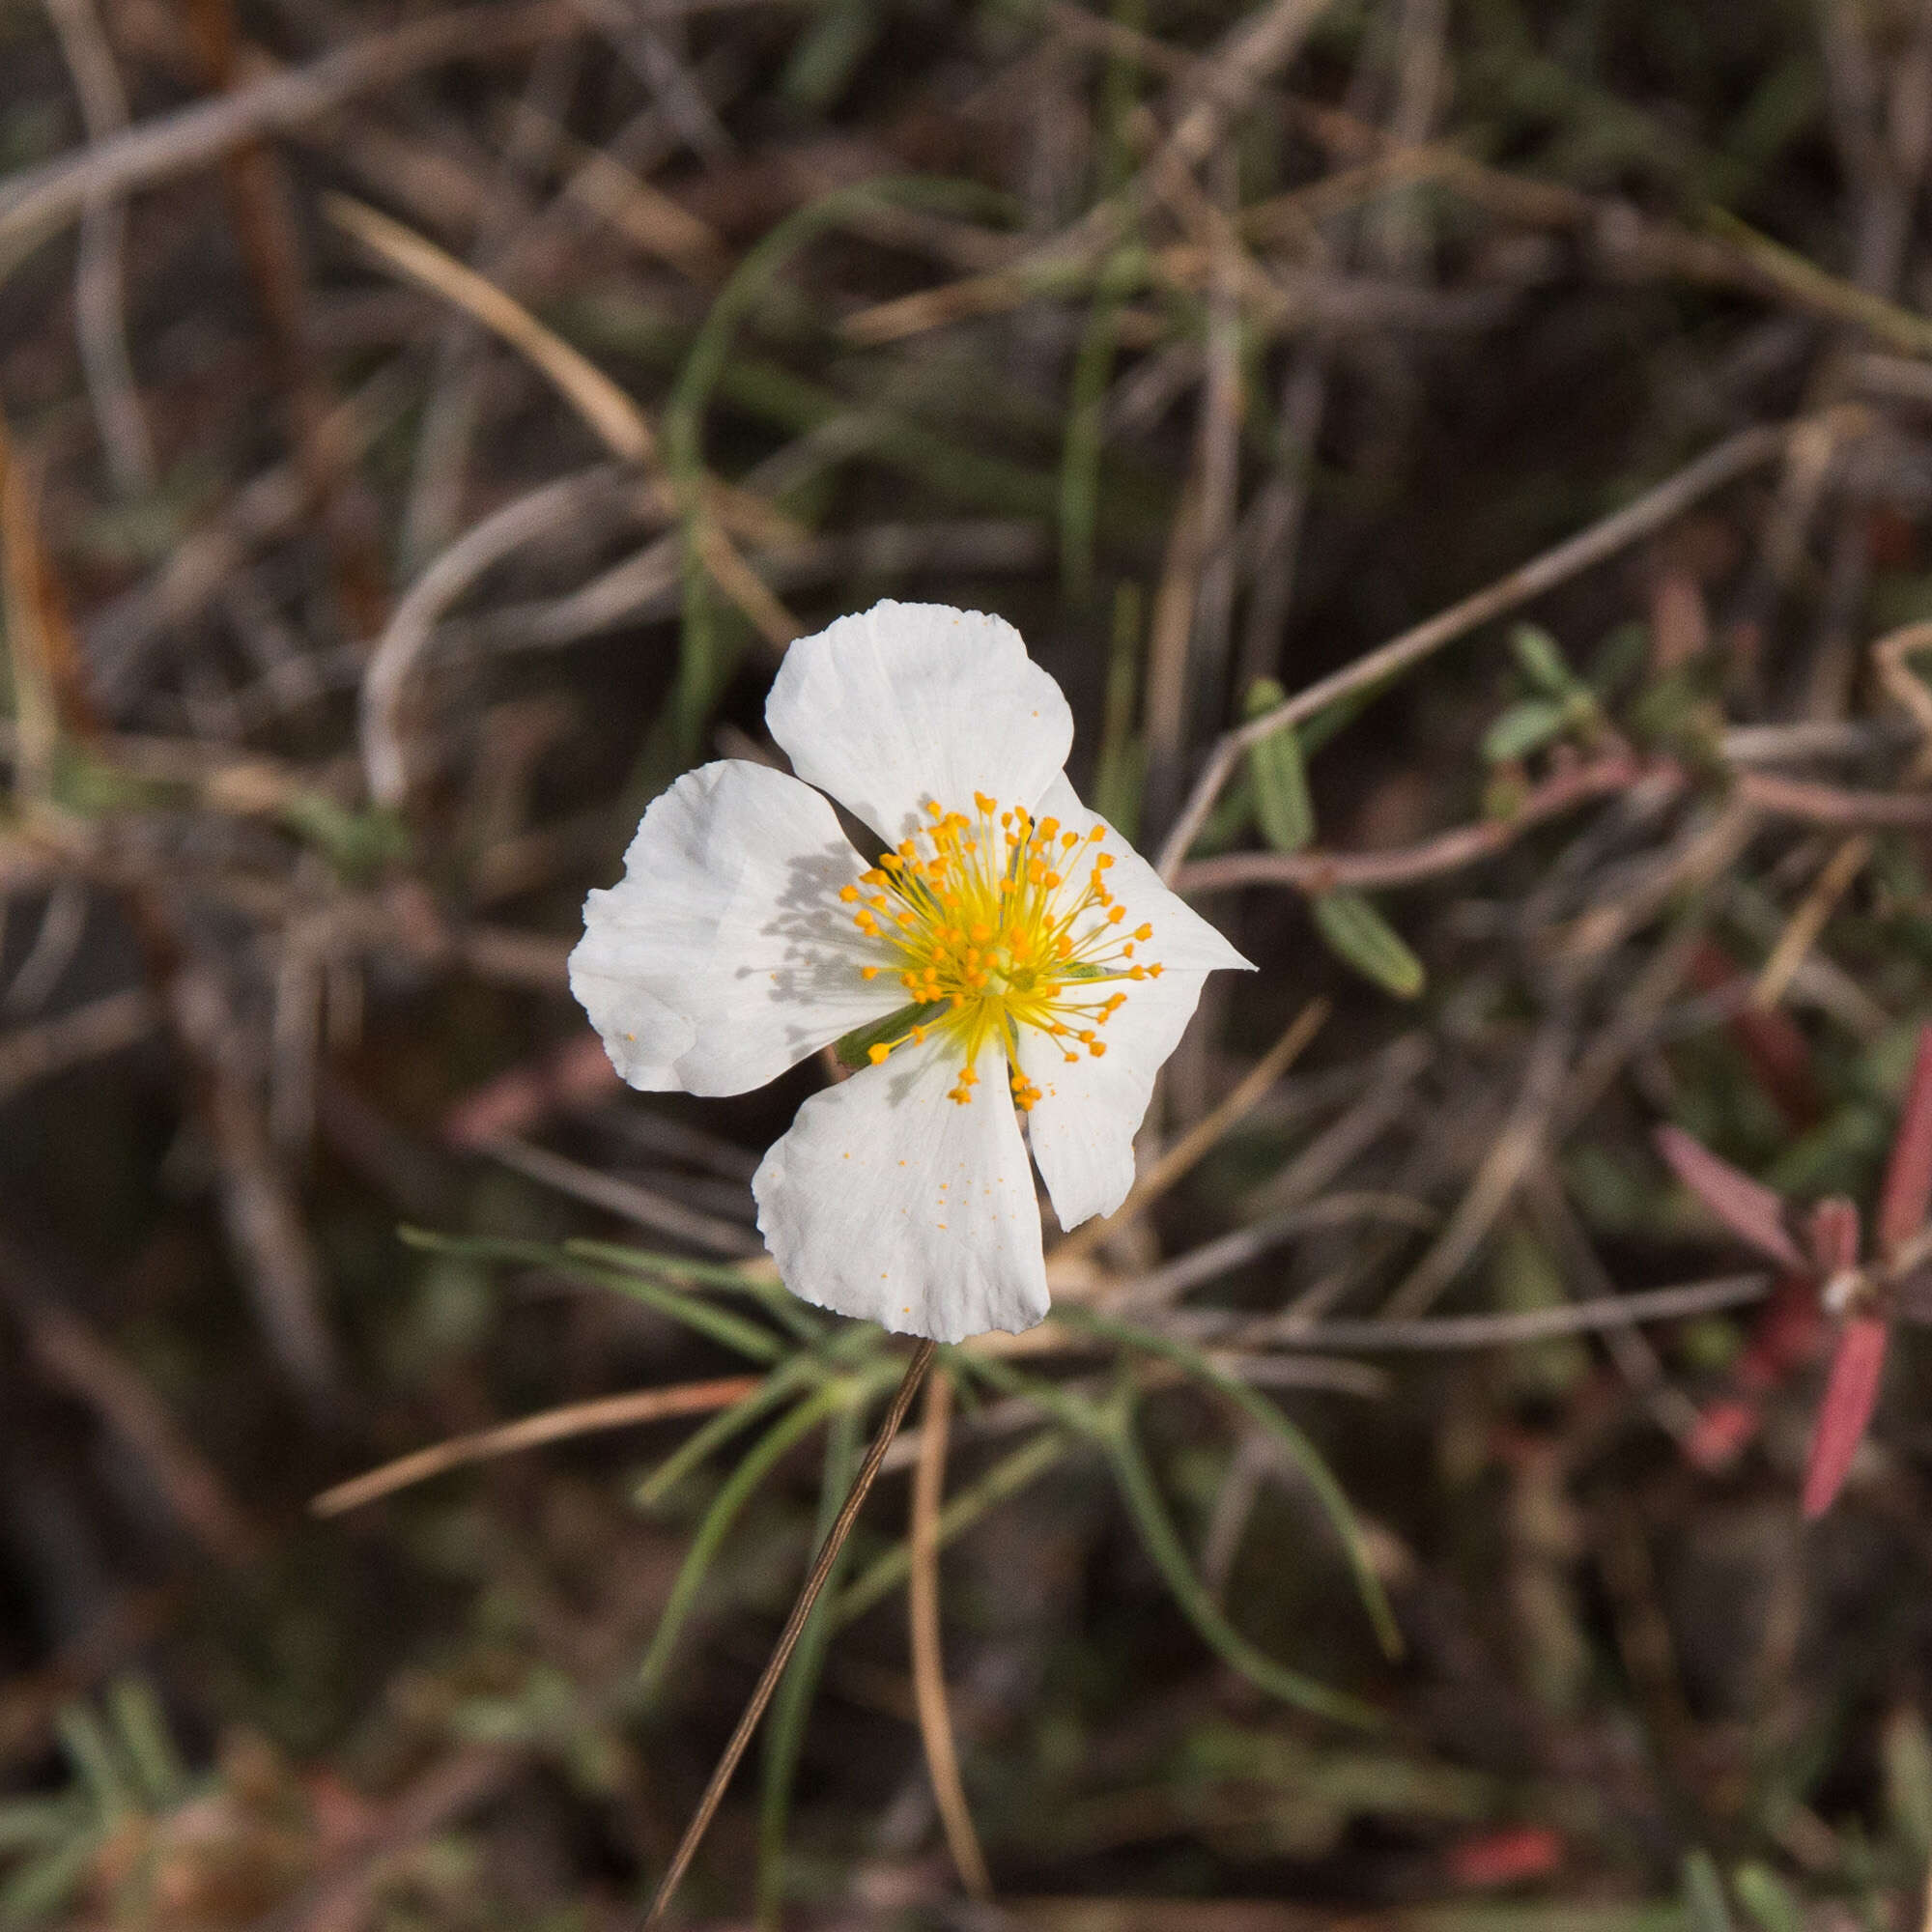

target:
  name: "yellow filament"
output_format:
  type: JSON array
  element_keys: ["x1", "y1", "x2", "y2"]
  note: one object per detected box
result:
[{"x1": 844, "y1": 793, "x2": 1161, "y2": 1107}]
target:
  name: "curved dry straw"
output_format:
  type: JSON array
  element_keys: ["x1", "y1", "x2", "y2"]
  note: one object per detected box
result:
[{"x1": 641, "y1": 1337, "x2": 936, "y2": 1927}]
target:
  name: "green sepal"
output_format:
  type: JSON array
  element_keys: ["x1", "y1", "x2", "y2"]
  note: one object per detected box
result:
[{"x1": 833, "y1": 1003, "x2": 923, "y2": 1069}]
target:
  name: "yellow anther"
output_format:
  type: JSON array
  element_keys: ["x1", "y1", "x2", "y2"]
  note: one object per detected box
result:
[
  {"x1": 975, "y1": 791, "x2": 996, "y2": 814},
  {"x1": 868, "y1": 1043, "x2": 891, "y2": 1065},
  {"x1": 862, "y1": 966, "x2": 880, "y2": 980},
  {"x1": 1107, "y1": 905, "x2": 1125, "y2": 923},
  {"x1": 1089, "y1": 825, "x2": 1104, "y2": 841},
  {"x1": 1090, "y1": 1041, "x2": 1107, "y2": 1057},
  {"x1": 838, "y1": 883, "x2": 860, "y2": 902},
  {"x1": 1134, "y1": 923, "x2": 1152, "y2": 941},
  {"x1": 1062, "y1": 832, "x2": 1078, "y2": 848},
  {"x1": 1094, "y1": 852, "x2": 1115, "y2": 869}
]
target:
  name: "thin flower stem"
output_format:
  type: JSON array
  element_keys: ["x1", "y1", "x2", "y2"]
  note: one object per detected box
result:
[
  {"x1": 909, "y1": 1367, "x2": 992, "y2": 1900},
  {"x1": 642, "y1": 1338, "x2": 937, "y2": 1928}
]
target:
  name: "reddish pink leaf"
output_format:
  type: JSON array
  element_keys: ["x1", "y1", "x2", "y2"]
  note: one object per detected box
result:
[
  {"x1": 1803, "y1": 1316, "x2": 1889, "y2": 1518},
  {"x1": 1878, "y1": 1024, "x2": 1932, "y2": 1255},
  {"x1": 1683, "y1": 1398, "x2": 1760, "y2": 1472},
  {"x1": 1654, "y1": 1125, "x2": 1805, "y2": 1272},
  {"x1": 1733, "y1": 1277, "x2": 1824, "y2": 1391},
  {"x1": 1807, "y1": 1196, "x2": 1861, "y2": 1275},
  {"x1": 1688, "y1": 941, "x2": 1821, "y2": 1129},
  {"x1": 1446, "y1": 1827, "x2": 1565, "y2": 1889}
]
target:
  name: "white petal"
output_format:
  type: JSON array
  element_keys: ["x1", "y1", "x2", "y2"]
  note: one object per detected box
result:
[
  {"x1": 764, "y1": 601, "x2": 1074, "y2": 847},
  {"x1": 753, "y1": 1038, "x2": 1048, "y2": 1343},
  {"x1": 1035, "y1": 773, "x2": 1253, "y2": 973},
  {"x1": 570, "y1": 760, "x2": 900, "y2": 1096},
  {"x1": 1016, "y1": 966, "x2": 1211, "y2": 1229},
  {"x1": 1010, "y1": 775, "x2": 1252, "y2": 1229}
]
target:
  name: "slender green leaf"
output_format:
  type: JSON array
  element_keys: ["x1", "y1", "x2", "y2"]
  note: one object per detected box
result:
[
  {"x1": 1312, "y1": 892, "x2": 1425, "y2": 999},
  {"x1": 1732, "y1": 1864, "x2": 1804, "y2": 1932},
  {"x1": 1056, "y1": 1305, "x2": 1401, "y2": 1659},
  {"x1": 1681, "y1": 1850, "x2": 1734, "y2": 1932},
  {"x1": 832, "y1": 1428, "x2": 1074, "y2": 1626},
  {"x1": 1482, "y1": 698, "x2": 1569, "y2": 764},
  {"x1": 662, "y1": 175, "x2": 1015, "y2": 758},
  {"x1": 52, "y1": 1708, "x2": 132, "y2": 1818},
  {"x1": 1104, "y1": 1419, "x2": 1380, "y2": 1727},
  {"x1": 637, "y1": 1382, "x2": 850, "y2": 1699},
  {"x1": 1883, "y1": 1705, "x2": 1932, "y2": 1859},
  {"x1": 105, "y1": 1679, "x2": 184, "y2": 1808},
  {"x1": 1508, "y1": 624, "x2": 1578, "y2": 696},
  {"x1": 634, "y1": 1359, "x2": 818, "y2": 1512},
  {"x1": 0, "y1": 1829, "x2": 104, "y2": 1927},
  {"x1": 0, "y1": 1800, "x2": 86, "y2": 1856},
  {"x1": 1244, "y1": 677, "x2": 1316, "y2": 852},
  {"x1": 780, "y1": 0, "x2": 884, "y2": 110},
  {"x1": 1092, "y1": 582, "x2": 1146, "y2": 840}
]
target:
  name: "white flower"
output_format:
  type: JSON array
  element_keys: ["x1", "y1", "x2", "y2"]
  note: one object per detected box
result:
[{"x1": 570, "y1": 601, "x2": 1252, "y2": 1344}]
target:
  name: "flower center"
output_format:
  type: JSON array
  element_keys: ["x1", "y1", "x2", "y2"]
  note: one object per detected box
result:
[{"x1": 838, "y1": 794, "x2": 1162, "y2": 1109}]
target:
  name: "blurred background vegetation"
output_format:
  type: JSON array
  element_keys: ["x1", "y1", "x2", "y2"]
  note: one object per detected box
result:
[{"x1": 8, "y1": 0, "x2": 1932, "y2": 1924}]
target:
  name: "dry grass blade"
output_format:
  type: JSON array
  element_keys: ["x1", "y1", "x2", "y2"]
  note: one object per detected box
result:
[
  {"x1": 909, "y1": 1366, "x2": 993, "y2": 1901},
  {"x1": 327, "y1": 193, "x2": 800, "y2": 651},
  {"x1": 327, "y1": 192, "x2": 656, "y2": 464},
  {"x1": 0, "y1": 987, "x2": 159, "y2": 1101},
  {"x1": 0, "y1": 0, "x2": 580, "y2": 270},
  {"x1": 311, "y1": 1373, "x2": 762, "y2": 1515},
  {"x1": 0, "y1": 1249, "x2": 259, "y2": 1565},
  {"x1": 477, "y1": 1132, "x2": 763, "y2": 1257},
  {"x1": 1155, "y1": 423, "x2": 1792, "y2": 876}
]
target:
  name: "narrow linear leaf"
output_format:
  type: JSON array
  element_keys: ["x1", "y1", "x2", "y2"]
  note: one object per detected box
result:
[
  {"x1": 1104, "y1": 1420, "x2": 1380, "y2": 1728},
  {"x1": 1056, "y1": 1305, "x2": 1401, "y2": 1659},
  {"x1": 0, "y1": 1828, "x2": 105, "y2": 1926},
  {"x1": 1803, "y1": 1315, "x2": 1889, "y2": 1519},
  {"x1": 1508, "y1": 623, "x2": 1578, "y2": 696},
  {"x1": 1652, "y1": 1126, "x2": 1805, "y2": 1272},
  {"x1": 1312, "y1": 892, "x2": 1425, "y2": 1000},
  {"x1": 1244, "y1": 677, "x2": 1315, "y2": 852},
  {"x1": 1681, "y1": 1850, "x2": 1734, "y2": 1932},
  {"x1": 637, "y1": 1383, "x2": 848, "y2": 1698},
  {"x1": 1732, "y1": 1864, "x2": 1804, "y2": 1932},
  {"x1": 106, "y1": 1678, "x2": 185, "y2": 1808},
  {"x1": 1878, "y1": 1022, "x2": 1932, "y2": 1254},
  {"x1": 574, "y1": 1261, "x2": 785, "y2": 1364},
  {"x1": 52, "y1": 1707, "x2": 132, "y2": 1817},
  {"x1": 1482, "y1": 697, "x2": 1568, "y2": 765},
  {"x1": 1806, "y1": 1197, "x2": 1860, "y2": 1275},
  {"x1": 635, "y1": 1359, "x2": 817, "y2": 1512},
  {"x1": 831, "y1": 1428, "x2": 1074, "y2": 1627},
  {"x1": 1882, "y1": 1706, "x2": 1932, "y2": 1861}
]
